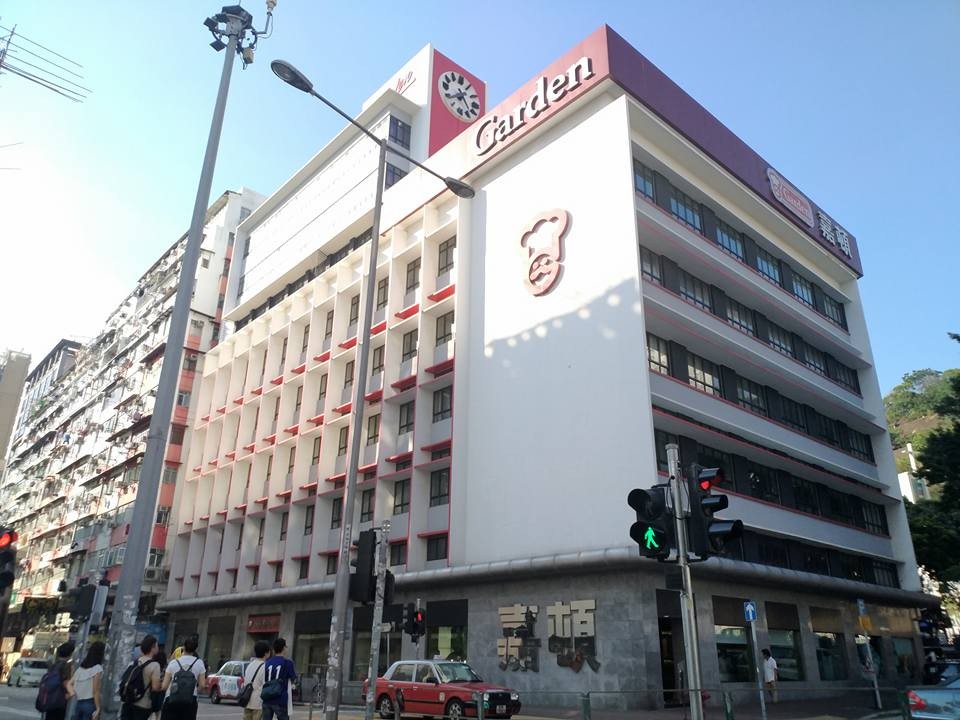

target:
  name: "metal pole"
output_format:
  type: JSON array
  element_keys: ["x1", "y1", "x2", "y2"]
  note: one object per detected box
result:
[
  {"x1": 666, "y1": 444, "x2": 703, "y2": 720},
  {"x1": 364, "y1": 520, "x2": 390, "y2": 720},
  {"x1": 99, "y1": 18, "x2": 243, "y2": 720},
  {"x1": 749, "y1": 606, "x2": 767, "y2": 720},
  {"x1": 324, "y1": 138, "x2": 388, "y2": 720}
]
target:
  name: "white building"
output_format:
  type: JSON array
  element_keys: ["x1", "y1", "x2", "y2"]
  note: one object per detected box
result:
[{"x1": 162, "y1": 28, "x2": 931, "y2": 705}]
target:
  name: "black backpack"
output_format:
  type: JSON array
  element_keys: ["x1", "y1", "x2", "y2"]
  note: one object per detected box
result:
[
  {"x1": 237, "y1": 662, "x2": 263, "y2": 708},
  {"x1": 166, "y1": 658, "x2": 199, "y2": 706},
  {"x1": 35, "y1": 663, "x2": 67, "y2": 712},
  {"x1": 119, "y1": 660, "x2": 152, "y2": 704}
]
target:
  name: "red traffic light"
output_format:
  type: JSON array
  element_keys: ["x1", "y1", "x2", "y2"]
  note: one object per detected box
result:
[
  {"x1": 414, "y1": 611, "x2": 424, "y2": 622},
  {"x1": 696, "y1": 467, "x2": 724, "y2": 492},
  {"x1": 0, "y1": 530, "x2": 17, "y2": 549}
]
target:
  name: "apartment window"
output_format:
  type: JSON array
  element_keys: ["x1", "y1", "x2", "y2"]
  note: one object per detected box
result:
[
  {"x1": 748, "y1": 465, "x2": 781, "y2": 503},
  {"x1": 639, "y1": 246, "x2": 661, "y2": 283},
  {"x1": 646, "y1": 333, "x2": 670, "y2": 375},
  {"x1": 163, "y1": 465, "x2": 179, "y2": 484},
  {"x1": 436, "y1": 311, "x2": 454, "y2": 345},
  {"x1": 802, "y1": 344, "x2": 826, "y2": 375},
  {"x1": 847, "y1": 430, "x2": 874, "y2": 462},
  {"x1": 678, "y1": 269, "x2": 712, "y2": 311},
  {"x1": 687, "y1": 353, "x2": 721, "y2": 395},
  {"x1": 780, "y1": 395, "x2": 807, "y2": 433},
  {"x1": 756, "y1": 247, "x2": 782, "y2": 284},
  {"x1": 385, "y1": 163, "x2": 407, "y2": 188},
  {"x1": 349, "y1": 295, "x2": 360, "y2": 326},
  {"x1": 330, "y1": 498, "x2": 342, "y2": 529},
  {"x1": 438, "y1": 237, "x2": 456, "y2": 275},
  {"x1": 405, "y1": 257, "x2": 421, "y2": 292},
  {"x1": 715, "y1": 220, "x2": 745, "y2": 260},
  {"x1": 337, "y1": 427, "x2": 349, "y2": 456},
  {"x1": 257, "y1": 518, "x2": 265, "y2": 546},
  {"x1": 278, "y1": 337, "x2": 288, "y2": 372},
  {"x1": 318, "y1": 373, "x2": 328, "y2": 405},
  {"x1": 390, "y1": 541, "x2": 408, "y2": 567},
  {"x1": 766, "y1": 323, "x2": 794, "y2": 357},
  {"x1": 371, "y1": 345, "x2": 385, "y2": 375},
  {"x1": 251, "y1": 567, "x2": 259, "y2": 586},
  {"x1": 726, "y1": 298, "x2": 755, "y2": 336},
  {"x1": 426, "y1": 535, "x2": 448, "y2": 561},
  {"x1": 792, "y1": 274, "x2": 814, "y2": 307},
  {"x1": 304, "y1": 503, "x2": 315, "y2": 535},
  {"x1": 155, "y1": 506, "x2": 171, "y2": 526},
  {"x1": 344, "y1": 360, "x2": 354, "y2": 388},
  {"x1": 669, "y1": 187, "x2": 702, "y2": 231},
  {"x1": 280, "y1": 511, "x2": 289, "y2": 541},
  {"x1": 294, "y1": 385, "x2": 303, "y2": 420},
  {"x1": 823, "y1": 295, "x2": 846, "y2": 328},
  {"x1": 654, "y1": 429, "x2": 679, "y2": 474},
  {"x1": 429, "y1": 468, "x2": 449, "y2": 507},
  {"x1": 401, "y1": 329, "x2": 418, "y2": 362},
  {"x1": 812, "y1": 413, "x2": 841, "y2": 447},
  {"x1": 432, "y1": 387, "x2": 453, "y2": 422},
  {"x1": 757, "y1": 537, "x2": 790, "y2": 568},
  {"x1": 393, "y1": 479, "x2": 410, "y2": 515},
  {"x1": 432, "y1": 447, "x2": 451, "y2": 460},
  {"x1": 183, "y1": 353, "x2": 199, "y2": 372},
  {"x1": 298, "y1": 558, "x2": 309, "y2": 580},
  {"x1": 147, "y1": 548, "x2": 165, "y2": 568},
  {"x1": 801, "y1": 547, "x2": 830, "y2": 575},
  {"x1": 311, "y1": 437, "x2": 321, "y2": 465},
  {"x1": 872, "y1": 561, "x2": 898, "y2": 588},
  {"x1": 376, "y1": 278, "x2": 389, "y2": 310},
  {"x1": 833, "y1": 363, "x2": 859, "y2": 393},
  {"x1": 360, "y1": 489, "x2": 375, "y2": 523},
  {"x1": 326, "y1": 555, "x2": 338, "y2": 575},
  {"x1": 398, "y1": 401, "x2": 415, "y2": 434},
  {"x1": 388, "y1": 116, "x2": 411, "y2": 149},
  {"x1": 790, "y1": 476, "x2": 819, "y2": 515},
  {"x1": 237, "y1": 522, "x2": 244, "y2": 550},
  {"x1": 367, "y1": 414, "x2": 381, "y2": 445},
  {"x1": 861, "y1": 502, "x2": 887, "y2": 535},
  {"x1": 633, "y1": 160, "x2": 655, "y2": 200},
  {"x1": 169, "y1": 425, "x2": 186, "y2": 445},
  {"x1": 324, "y1": 310, "x2": 334, "y2": 338},
  {"x1": 736, "y1": 377, "x2": 767, "y2": 415},
  {"x1": 176, "y1": 391, "x2": 191, "y2": 407}
]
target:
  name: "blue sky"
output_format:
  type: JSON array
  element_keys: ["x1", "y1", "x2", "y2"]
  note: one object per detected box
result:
[{"x1": 1, "y1": 1, "x2": 957, "y2": 393}]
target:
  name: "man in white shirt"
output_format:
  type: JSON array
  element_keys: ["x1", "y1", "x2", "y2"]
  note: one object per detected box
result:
[
  {"x1": 761, "y1": 648, "x2": 778, "y2": 703},
  {"x1": 160, "y1": 637, "x2": 207, "y2": 720},
  {"x1": 242, "y1": 640, "x2": 271, "y2": 720}
]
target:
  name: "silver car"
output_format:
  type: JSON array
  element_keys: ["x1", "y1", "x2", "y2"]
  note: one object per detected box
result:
[
  {"x1": 7, "y1": 658, "x2": 49, "y2": 687},
  {"x1": 909, "y1": 676, "x2": 960, "y2": 720}
]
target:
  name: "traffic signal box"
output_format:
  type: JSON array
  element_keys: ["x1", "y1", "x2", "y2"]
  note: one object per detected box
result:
[
  {"x1": 627, "y1": 487, "x2": 674, "y2": 560},
  {"x1": 402, "y1": 602, "x2": 425, "y2": 643},
  {"x1": 348, "y1": 529, "x2": 395, "y2": 605},
  {"x1": 687, "y1": 465, "x2": 743, "y2": 559},
  {"x1": 0, "y1": 528, "x2": 18, "y2": 592}
]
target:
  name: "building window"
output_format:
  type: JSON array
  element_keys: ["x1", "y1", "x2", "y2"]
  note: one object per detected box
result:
[
  {"x1": 426, "y1": 534, "x2": 448, "y2": 561},
  {"x1": 251, "y1": 567, "x2": 259, "y2": 586},
  {"x1": 768, "y1": 628, "x2": 804, "y2": 680},
  {"x1": 646, "y1": 333, "x2": 670, "y2": 375},
  {"x1": 757, "y1": 537, "x2": 790, "y2": 568},
  {"x1": 687, "y1": 353, "x2": 721, "y2": 395},
  {"x1": 319, "y1": 373, "x2": 328, "y2": 405},
  {"x1": 792, "y1": 274, "x2": 814, "y2": 307},
  {"x1": 367, "y1": 414, "x2": 380, "y2": 445},
  {"x1": 393, "y1": 479, "x2": 410, "y2": 515},
  {"x1": 678, "y1": 269, "x2": 712, "y2": 311},
  {"x1": 872, "y1": 561, "x2": 898, "y2": 588},
  {"x1": 748, "y1": 466, "x2": 781, "y2": 503},
  {"x1": 780, "y1": 395, "x2": 807, "y2": 432},
  {"x1": 279, "y1": 512, "x2": 289, "y2": 541},
  {"x1": 429, "y1": 468, "x2": 449, "y2": 507},
  {"x1": 300, "y1": 324, "x2": 310, "y2": 356},
  {"x1": 801, "y1": 546, "x2": 830, "y2": 575},
  {"x1": 326, "y1": 555, "x2": 338, "y2": 575},
  {"x1": 438, "y1": 237, "x2": 456, "y2": 275},
  {"x1": 311, "y1": 437, "x2": 321, "y2": 465},
  {"x1": 736, "y1": 377, "x2": 767, "y2": 415},
  {"x1": 390, "y1": 541, "x2": 407, "y2": 566},
  {"x1": 298, "y1": 558, "x2": 310, "y2": 580},
  {"x1": 398, "y1": 401, "x2": 415, "y2": 435},
  {"x1": 715, "y1": 220, "x2": 745, "y2": 260},
  {"x1": 360, "y1": 489, "x2": 374, "y2": 523},
  {"x1": 848, "y1": 430, "x2": 874, "y2": 462},
  {"x1": 304, "y1": 504, "x2": 315, "y2": 535},
  {"x1": 330, "y1": 498, "x2": 342, "y2": 529},
  {"x1": 812, "y1": 412, "x2": 841, "y2": 447},
  {"x1": 669, "y1": 188, "x2": 702, "y2": 231},
  {"x1": 726, "y1": 298, "x2": 755, "y2": 336},
  {"x1": 324, "y1": 310, "x2": 334, "y2": 338},
  {"x1": 294, "y1": 385, "x2": 303, "y2": 421},
  {"x1": 654, "y1": 429, "x2": 678, "y2": 474},
  {"x1": 792, "y1": 477, "x2": 820, "y2": 515},
  {"x1": 861, "y1": 502, "x2": 887, "y2": 535},
  {"x1": 337, "y1": 427, "x2": 349, "y2": 456},
  {"x1": 388, "y1": 116, "x2": 411, "y2": 149},
  {"x1": 155, "y1": 506, "x2": 171, "y2": 526},
  {"x1": 833, "y1": 363, "x2": 859, "y2": 393},
  {"x1": 376, "y1": 278, "x2": 389, "y2": 310},
  {"x1": 147, "y1": 548, "x2": 165, "y2": 568},
  {"x1": 696, "y1": 445, "x2": 733, "y2": 489},
  {"x1": 756, "y1": 247, "x2": 781, "y2": 284},
  {"x1": 436, "y1": 311, "x2": 454, "y2": 346},
  {"x1": 257, "y1": 518, "x2": 265, "y2": 546},
  {"x1": 432, "y1": 387, "x2": 452, "y2": 422},
  {"x1": 815, "y1": 633, "x2": 848, "y2": 681},
  {"x1": 169, "y1": 425, "x2": 186, "y2": 445},
  {"x1": 176, "y1": 391, "x2": 191, "y2": 407},
  {"x1": 401, "y1": 329, "x2": 418, "y2": 362},
  {"x1": 823, "y1": 295, "x2": 846, "y2": 328},
  {"x1": 344, "y1": 360, "x2": 354, "y2": 388},
  {"x1": 715, "y1": 625, "x2": 753, "y2": 683},
  {"x1": 633, "y1": 160, "x2": 655, "y2": 200},
  {"x1": 639, "y1": 246, "x2": 661, "y2": 283},
  {"x1": 385, "y1": 163, "x2": 407, "y2": 188},
  {"x1": 802, "y1": 344, "x2": 826, "y2": 375},
  {"x1": 349, "y1": 295, "x2": 360, "y2": 326},
  {"x1": 163, "y1": 465, "x2": 179, "y2": 483},
  {"x1": 405, "y1": 257, "x2": 421, "y2": 293},
  {"x1": 371, "y1": 345, "x2": 385, "y2": 375},
  {"x1": 184, "y1": 353, "x2": 199, "y2": 372},
  {"x1": 766, "y1": 322, "x2": 794, "y2": 357}
]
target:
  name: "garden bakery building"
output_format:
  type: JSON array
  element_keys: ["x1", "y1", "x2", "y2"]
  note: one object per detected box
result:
[{"x1": 161, "y1": 26, "x2": 934, "y2": 706}]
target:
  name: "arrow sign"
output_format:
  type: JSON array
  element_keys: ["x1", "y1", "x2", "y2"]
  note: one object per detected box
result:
[{"x1": 744, "y1": 601, "x2": 757, "y2": 623}]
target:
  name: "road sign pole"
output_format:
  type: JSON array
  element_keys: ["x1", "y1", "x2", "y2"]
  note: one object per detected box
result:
[
  {"x1": 667, "y1": 443, "x2": 704, "y2": 720},
  {"x1": 364, "y1": 520, "x2": 391, "y2": 720},
  {"x1": 747, "y1": 602, "x2": 767, "y2": 720}
]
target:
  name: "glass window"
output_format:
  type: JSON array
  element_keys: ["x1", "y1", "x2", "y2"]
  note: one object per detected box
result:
[
  {"x1": 757, "y1": 537, "x2": 790, "y2": 568},
  {"x1": 298, "y1": 558, "x2": 309, "y2": 580},
  {"x1": 427, "y1": 534, "x2": 448, "y2": 561},
  {"x1": 715, "y1": 220, "x2": 745, "y2": 259},
  {"x1": 678, "y1": 269, "x2": 712, "y2": 311},
  {"x1": 438, "y1": 237, "x2": 456, "y2": 275},
  {"x1": 792, "y1": 274, "x2": 814, "y2": 307},
  {"x1": 376, "y1": 278, "x2": 389, "y2": 310},
  {"x1": 393, "y1": 479, "x2": 409, "y2": 515},
  {"x1": 791, "y1": 477, "x2": 820, "y2": 515},
  {"x1": 639, "y1": 246, "x2": 661, "y2": 282},
  {"x1": 429, "y1": 629, "x2": 468, "y2": 663},
  {"x1": 755, "y1": 247, "x2": 781, "y2": 284},
  {"x1": 430, "y1": 468, "x2": 450, "y2": 507},
  {"x1": 815, "y1": 633, "x2": 847, "y2": 681},
  {"x1": 371, "y1": 345, "x2": 385, "y2": 375},
  {"x1": 349, "y1": 295, "x2": 360, "y2": 326},
  {"x1": 343, "y1": 360, "x2": 354, "y2": 388},
  {"x1": 330, "y1": 498, "x2": 342, "y2": 529},
  {"x1": 326, "y1": 554, "x2": 338, "y2": 575},
  {"x1": 385, "y1": 163, "x2": 407, "y2": 188},
  {"x1": 318, "y1": 373, "x2": 328, "y2": 405},
  {"x1": 390, "y1": 541, "x2": 407, "y2": 566},
  {"x1": 433, "y1": 387, "x2": 453, "y2": 422},
  {"x1": 825, "y1": 489, "x2": 854, "y2": 524},
  {"x1": 360, "y1": 489, "x2": 374, "y2": 523},
  {"x1": 669, "y1": 188, "x2": 702, "y2": 231},
  {"x1": 324, "y1": 310, "x2": 334, "y2": 338},
  {"x1": 802, "y1": 344, "x2": 826, "y2": 375},
  {"x1": 633, "y1": 160, "x2": 655, "y2": 200},
  {"x1": 748, "y1": 465, "x2": 781, "y2": 503},
  {"x1": 780, "y1": 395, "x2": 807, "y2": 433},
  {"x1": 856, "y1": 636, "x2": 884, "y2": 678},
  {"x1": 405, "y1": 257, "x2": 421, "y2": 293},
  {"x1": 736, "y1": 377, "x2": 767, "y2": 415},
  {"x1": 399, "y1": 401, "x2": 415, "y2": 434},
  {"x1": 766, "y1": 322, "x2": 794, "y2": 357},
  {"x1": 654, "y1": 429, "x2": 678, "y2": 474},
  {"x1": 872, "y1": 561, "x2": 898, "y2": 588},
  {"x1": 415, "y1": 664, "x2": 437, "y2": 683},
  {"x1": 687, "y1": 353, "x2": 721, "y2": 395},
  {"x1": 401, "y1": 329, "x2": 418, "y2": 362},
  {"x1": 812, "y1": 412, "x2": 841, "y2": 447},
  {"x1": 337, "y1": 427, "x2": 348, "y2": 456},
  {"x1": 768, "y1": 629, "x2": 804, "y2": 681},
  {"x1": 279, "y1": 511, "x2": 289, "y2": 541},
  {"x1": 391, "y1": 663, "x2": 415, "y2": 682},
  {"x1": 388, "y1": 116, "x2": 411, "y2": 149},
  {"x1": 715, "y1": 625, "x2": 753, "y2": 682},
  {"x1": 726, "y1": 298, "x2": 755, "y2": 336},
  {"x1": 823, "y1": 295, "x2": 846, "y2": 328},
  {"x1": 848, "y1": 430, "x2": 874, "y2": 462},
  {"x1": 833, "y1": 363, "x2": 859, "y2": 393},
  {"x1": 311, "y1": 437, "x2": 321, "y2": 465},
  {"x1": 861, "y1": 502, "x2": 887, "y2": 535},
  {"x1": 436, "y1": 311, "x2": 454, "y2": 345},
  {"x1": 646, "y1": 333, "x2": 670, "y2": 375},
  {"x1": 801, "y1": 546, "x2": 830, "y2": 575},
  {"x1": 367, "y1": 414, "x2": 380, "y2": 445},
  {"x1": 304, "y1": 503, "x2": 315, "y2": 535}
]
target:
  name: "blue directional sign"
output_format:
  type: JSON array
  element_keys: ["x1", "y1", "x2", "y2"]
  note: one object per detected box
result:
[{"x1": 744, "y1": 601, "x2": 757, "y2": 623}]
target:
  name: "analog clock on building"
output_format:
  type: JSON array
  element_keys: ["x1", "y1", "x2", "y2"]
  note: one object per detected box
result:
[{"x1": 438, "y1": 71, "x2": 480, "y2": 121}]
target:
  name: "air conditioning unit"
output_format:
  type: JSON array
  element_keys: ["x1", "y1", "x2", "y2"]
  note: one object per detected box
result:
[
  {"x1": 144, "y1": 568, "x2": 160, "y2": 581},
  {"x1": 162, "y1": 569, "x2": 170, "y2": 581}
]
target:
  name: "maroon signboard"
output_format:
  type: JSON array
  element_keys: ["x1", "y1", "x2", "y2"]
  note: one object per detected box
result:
[{"x1": 246, "y1": 613, "x2": 281, "y2": 634}]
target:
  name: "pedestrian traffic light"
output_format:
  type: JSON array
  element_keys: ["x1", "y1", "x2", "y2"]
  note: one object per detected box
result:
[
  {"x1": 687, "y1": 465, "x2": 742, "y2": 559},
  {"x1": 402, "y1": 602, "x2": 415, "y2": 635},
  {"x1": 0, "y1": 527, "x2": 18, "y2": 592},
  {"x1": 412, "y1": 608, "x2": 425, "y2": 641},
  {"x1": 627, "y1": 487, "x2": 673, "y2": 560},
  {"x1": 383, "y1": 569, "x2": 395, "y2": 606},
  {"x1": 348, "y1": 529, "x2": 376, "y2": 604}
]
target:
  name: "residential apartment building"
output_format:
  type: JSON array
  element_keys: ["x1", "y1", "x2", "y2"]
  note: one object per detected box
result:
[
  {"x1": 162, "y1": 28, "x2": 930, "y2": 706},
  {"x1": 0, "y1": 189, "x2": 262, "y2": 641},
  {"x1": 0, "y1": 350, "x2": 31, "y2": 476}
]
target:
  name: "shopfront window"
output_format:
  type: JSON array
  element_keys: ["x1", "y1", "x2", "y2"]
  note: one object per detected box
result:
[
  {"x1": 294, "y1": 632, "x2": 329, "y2": 678},
  {"x1": 891, "y1": 637, "x2": 916, "y2": 679},
  {"x1": 815, "y1": 632, "x2": 847, "y2": 680},
  {"x1": 856, "y1": 635, "x2": 884, "y2": 678},
  {"x1": 427, "y1": 626, "x2": 468, "y2": 662},
  {"x1": 715, "y1": 625, "x2": 753, "y2": 682},
  {"x1": 350, "y1": 629, "x2": 402, "y2": 680},
  {"x1": 768, "y1": 629, "x2": 803, "y2": 681}
]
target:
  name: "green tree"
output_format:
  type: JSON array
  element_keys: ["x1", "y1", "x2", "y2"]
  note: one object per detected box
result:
[{"x1": 905, "y1": 501, "x2": 960, "y2": 583}]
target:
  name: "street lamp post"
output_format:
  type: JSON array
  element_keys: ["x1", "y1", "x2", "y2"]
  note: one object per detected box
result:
[
  {"x1": 271, "y1": 59, "x2": 473, "y2": 720},
  {"x1": 98, "y1": 6, "x2": 274, "y2": 719}
]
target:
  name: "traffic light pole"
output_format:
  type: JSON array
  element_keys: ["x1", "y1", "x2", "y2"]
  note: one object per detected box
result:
[
  {"x1": 667, "y1": 444, "x2": 704, "y2": 720},
  {"x1": 363, "y1": 520, "x2": 390, "y2": 720}
]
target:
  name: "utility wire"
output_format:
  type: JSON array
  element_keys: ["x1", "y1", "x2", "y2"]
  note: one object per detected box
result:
[
  {"x1": 0, "y1": 23, "x2": 82, "y2": 68},
  {"x1": 3, "y1": 62, "x2": 83, "y2": 102},
  {"x1": 5, "y1": 50, "x2": 91, "y2": 93},
  {"x1": 5, "y1": 39, "x2": 83, "y2": 78},
  {"x1": 0, "y1": 23, "x2": 88, "y2": 102}
]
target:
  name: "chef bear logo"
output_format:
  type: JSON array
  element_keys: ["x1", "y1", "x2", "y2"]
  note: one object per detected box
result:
[{"x1": 519, "y1": 209, "x2": 570, "y2": 296}]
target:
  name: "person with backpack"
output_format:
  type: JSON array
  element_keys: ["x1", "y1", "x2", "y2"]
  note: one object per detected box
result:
[
  {"x1": 72, "y1": 641, "x2": 105, "y2": 720},
  {"x1": 119, "y1": 635, "x2": 163, "y2": 720},
  {"x1": 260, "y1": 638, "x2": 296, "y2": 720},
  {"x1": 239, "y1": 641, "x2": 270, "y2": 720},
  {"x1": 36, "y1": 642, "x2": 75, "y2": 720},
  {"x1": 159, "y1": 637, "x2": 205, "y2": 720}
]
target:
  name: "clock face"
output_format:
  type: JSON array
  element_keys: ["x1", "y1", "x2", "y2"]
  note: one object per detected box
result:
[{"x1": 437, "y1": 71, "x2": 480, "y2": 122}]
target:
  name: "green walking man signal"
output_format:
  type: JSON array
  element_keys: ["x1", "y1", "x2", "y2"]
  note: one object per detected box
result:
[
  {"x1": 627, "y1": 487, "x2": 673, "y2": 560},
  {"x1": 643, "y1": 526, "x2": 659, "y2": 550}
]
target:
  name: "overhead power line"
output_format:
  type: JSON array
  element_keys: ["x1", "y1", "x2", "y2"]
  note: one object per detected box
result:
[
  {"x1": 0, "y1": 22, "x2": 89, "y2": 102},
  {"x1": 0, "y1": 23, "x2": 82, "y2": 68}
]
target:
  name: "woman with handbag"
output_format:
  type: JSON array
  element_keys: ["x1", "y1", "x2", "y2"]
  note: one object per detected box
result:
[{"x1": 72, "y1": 642, "x2": 104, "y2": 720}]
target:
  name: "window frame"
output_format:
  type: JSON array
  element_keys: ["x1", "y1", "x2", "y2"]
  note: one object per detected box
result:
[
  {"x1": 398, "y1": 401, "x2": 415, "y2": 435},
  {"x1": 438, "y1": 236, "x2": 456, "y2": 275},
  {"x1": 432, "y1": 386, "x2": 453, "y2": 422}
]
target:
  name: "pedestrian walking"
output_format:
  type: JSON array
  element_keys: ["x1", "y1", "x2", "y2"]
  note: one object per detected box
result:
[
  {"x1": 72, "y1": 641, "x2": 104, "y2": 720},
  {"x1": 260, "y1": 638, "x2": 297, "y2": 720},
  {"x1": 159, "y1": 637, "x2": 206, "y2": 720},
  {"x1": 761, "y1": 648, "x2": 779, "y2": 703},
  {"x1": 240, "y1": 641, "x2": 270, "y2": 720},
  {"x1": 119, "y1": 635, "x2": 163, "y2": 720},
  {"x1": 36, "y1": 641, "x2": 76, "y2": 720}
]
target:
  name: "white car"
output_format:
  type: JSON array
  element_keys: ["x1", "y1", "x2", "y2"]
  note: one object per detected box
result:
[{"x1": 7, "y1": 658, "x2": 49, "y2": 687}]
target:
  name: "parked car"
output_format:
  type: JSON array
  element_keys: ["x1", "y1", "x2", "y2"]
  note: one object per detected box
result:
[
  {"x1": 907, "y1": 676, "x2": 960, "y2": 720},
  {"x1": 924, "y1": 661, "x2": 960, "y2": 686},
  {"x1": 207, "y1": 660, "x2": 250, "y2": 703},
  {"x1": 7, "y1": 658, "x2": 49, "y2": 687},
  {"x1": 362, "y1": 660, "x2": 521, "y2": 719}
]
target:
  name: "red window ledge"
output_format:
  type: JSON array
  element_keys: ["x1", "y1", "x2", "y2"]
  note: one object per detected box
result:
[
  {"x1": 386, "y1": 451, "x2": 413, "y2": 464},
  {"x1": 217, "y1": 405, "x2": 227, "y2": 414},
  {"x1": 243, "y1": 443, "x2": 256, "y2": 453},
  {"x1": 233, "y1": 396, "x2": 245, "y2": 405},
  {"x1": 200, "y1": 415, "x2": 211, "y2": 423},
  {"x1": 371, "y1": 321, "x2": 387, "y2": 336},
  {"x1": 421, "y1": 439, "x2": 451, "y2": 453},
  {"x1": 292, "y1": 363, "x2": 306, "y2": 375},
  {"x1": 314, "y1": 350, "x2": 331, "y2": 363},
  {"x1": 300, "y1": 481, "x2": 318, "y2": 491},
  {"x1": 234, "y1": 503, "x2": 247, "y2": 511},
  {"x1": 428, "y1": 284, "x2": 455, "y2": 302},
  {"x1": 216, "y1": 509, "x2": 228, "y2": 516},
  {"x1": 263, "y1": 434, "x2": 277, "y2": 445},
  {"x1": 283, "y1": 424, "x2": 299, "y2": 435},
  {"x1": 391, "y1": 375, "x2": 416, "y2": 392},
  {"x1": 207, "y1": 459, "x2": 218, "y2": 467},
  {"x1": 364, "y1": 389, "x2": 383, "y2": 403},
  {"x1": 416, "y1": 529, "x2": 448, "y2": 539},
  {"x1": 425, "y1": 358, "x2": 454, "y2": 377},
  {"x1": 225, "y1": 451, "x2": 237, "y2": 460},
  {"x1": 339, "y1": 336, "x2": 357, "y2": 350},
  {"x1": 270, "y1": 374, "x2": 284, "y2": 386},
  {"x1": 254, "y1": 496, "x2": 269, "y2": 505},
  {"x1": 333, "y1": 402, "x2": 352, "y2": 415},
  {"x1": 276, "y1": 489, "x2": 292, "y2": 498},
  {"x1": 326, "y1": 472, "x2": 346, "y2": 484},
  {"x1": 252, "y1": 386, "x2": 264, "y2": 396},
  {"x1": 395, "y1": 304, "x2": 419, "y2": 320},
  {"x1": 307, "y1": 414, "x2": 324, "y2": 425}
]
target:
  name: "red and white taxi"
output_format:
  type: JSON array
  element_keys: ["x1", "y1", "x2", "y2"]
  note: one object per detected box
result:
[
  {"x1": 362, "y1": 660, "x2": 521, "y2": 719},
  {"x1": 207, "y1": 660, "x2": 250, "y2": 703}
]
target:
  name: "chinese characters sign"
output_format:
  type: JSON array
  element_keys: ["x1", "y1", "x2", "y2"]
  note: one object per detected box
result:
[
  {"x1": 497, "y1": 599, "x2": 600, "y2": 673},
  {"x1": 767, "y1": 167, "x2": 855, "y2": 263},
  {"x1": 816, "y1": 210, "x2": 852, "y2": 258}
]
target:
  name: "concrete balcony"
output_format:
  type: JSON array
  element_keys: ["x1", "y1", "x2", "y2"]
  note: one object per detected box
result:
[{"x1": 429, "y1": 418, "x2": 452, "y2": 445}]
